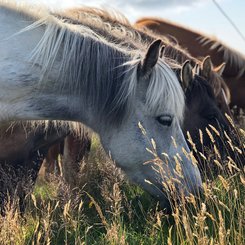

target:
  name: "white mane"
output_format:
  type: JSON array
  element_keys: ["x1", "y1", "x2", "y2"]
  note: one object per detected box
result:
[{"x1": 0, "y1": 1, "x2": 185, "y2": 125}]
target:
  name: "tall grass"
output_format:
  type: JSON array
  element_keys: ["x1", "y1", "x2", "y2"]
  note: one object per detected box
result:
[{"x1": 0, "y1": 120, "x2": 244, "y2": 244}]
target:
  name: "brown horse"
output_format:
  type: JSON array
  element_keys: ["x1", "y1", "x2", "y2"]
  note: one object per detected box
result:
[
  {"x1": 0, "y1": 121, "x2": 91, "y2": 214},
  {"x1": 41, "y1": 128, "x2": 91, "y2": 187},
  {"x1": 135, "y1": 17, "x2": 245, "y2": 109},
  {"x1": 0, "y1": 121, "x2": 65, "y2": 213},
  {"x1": 179, "y1": 60, "x2": 244, "y2": 174}
]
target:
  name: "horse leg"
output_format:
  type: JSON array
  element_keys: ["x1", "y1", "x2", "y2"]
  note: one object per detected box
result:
[
  {"x1": 61, "y1": 133, "x2": 91, "y2": 188},
  {"x1": 0, "y1": 158, "x2": 42, "y2": 216},
  {"x1": 39, "y1": 143, "x2": 62, "y2": 181},
  {"x1": 82, "y1": 132, "x2": 92, "y2": 161},
  {"x1": 18, "y1": 149, "x2": 47, "y2": 215}
]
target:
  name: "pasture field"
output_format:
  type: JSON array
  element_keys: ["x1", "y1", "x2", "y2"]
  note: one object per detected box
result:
[
  {"x1": 0, "y1": 2, "x2": 244, "y2": 244},
  {"x1": 0, "y1": 119, "x2": 245, "y2": 245}
]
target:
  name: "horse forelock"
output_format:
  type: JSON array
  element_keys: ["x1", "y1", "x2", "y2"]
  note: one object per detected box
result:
[
  {"x1": 61, "y1": 8, "x2": 189, "y2": 124},
  {"x1": 146, "y1": 59, "x2": 185, "y2": 123},
  {"x1": 208, "y1": 71, "x2": 222, "y2": 96},
  {"x1": 187, "y1": 75, "x2": 215, "y2": 107}
]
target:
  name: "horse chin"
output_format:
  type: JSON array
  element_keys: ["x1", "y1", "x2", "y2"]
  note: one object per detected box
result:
[
  {"x1": 99, "y1": 125, "x2": 203, "y2": 210},
  {"x1": 159, "y1": 199, "x2": 172, "y2": 213},
  {"x1": 143, "y1": 180, "x2": 202, "y2": 214},
  {"x1": 157, "y1": 185, "x2": 203, "y2": 214}
]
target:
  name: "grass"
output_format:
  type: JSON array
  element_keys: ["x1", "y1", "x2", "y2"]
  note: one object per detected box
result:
[{"x1": 0, "y1": 120, "x2": 244, "y2": 245}]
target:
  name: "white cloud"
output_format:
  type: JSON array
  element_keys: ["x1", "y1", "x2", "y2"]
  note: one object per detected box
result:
[
  {"x1": 113, "y1": 0, "x2": 207, "y2": 10},
  {"x1": 23, "y1": 0, "x2": 224, "y2": 12},
  {"x1": 25, "y1": 0, "x2": 210, "y2": 21},
  {"x1": 99, "y1": 0, "x2": 210, "y2": 21}
]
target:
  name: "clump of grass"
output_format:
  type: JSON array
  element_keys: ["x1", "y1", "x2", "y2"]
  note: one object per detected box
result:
[
  {"x1": 0, "y1": 199, "x2": 24, "y2": 245},
  {"x1": 0, "y1": 121, "x2": 244, "y2": 244}
]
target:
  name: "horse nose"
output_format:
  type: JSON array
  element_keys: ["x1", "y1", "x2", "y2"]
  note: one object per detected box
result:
[
  {"x1": 158, "y1": 182, "x2": 203, "y2": 214},
  {"x1": 169, "y1": 148, "x2": 203, "y2": 193},
  {"x1": 187, "y1": 166, "x2": 203, "y2": 193}
]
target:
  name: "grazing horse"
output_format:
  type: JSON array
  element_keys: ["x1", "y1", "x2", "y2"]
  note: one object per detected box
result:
[
  {"x1": 55, "y1": 8, "x2": 243, "y2": 171},
  {"x1": 0, "y1": 2, "x2": 202, "y2": 211},
  {"x1": 41, "y1": 125, "x2": 91, "y2": 187},
  {"x1": 179, "y1": 61, "x2": 243, "y2": 174},
  {"x1": 135, "y1": 17, "x2": 245, "y2": 110},
  {"x1": 0, "y1": 120, "x2": 91, "y2": 213},
  {"x1": 0, "y1": 121, "x2": 67, "y2": 213}
]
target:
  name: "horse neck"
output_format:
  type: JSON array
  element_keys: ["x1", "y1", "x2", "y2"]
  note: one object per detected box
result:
[
  {"x1": 136, "y1": 19, "x2": 205, "y2": 55},
  {"x1": 0, "y1": 5, "x2": 133, "y2": 134},
  {"x1": 136, "y1": 19, "x2": 232, "y2": 73}
]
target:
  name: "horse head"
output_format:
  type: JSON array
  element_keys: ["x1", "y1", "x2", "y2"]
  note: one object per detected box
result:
[
  {"x1": 180, "y1": 59, "x2": 239, "y2": 174},
  {"x1": 0, "y1": 4, "x2": 203, "y2": 211},
  {"x1": 99, "y1": 40, "x2": 203, "y2": 209}
]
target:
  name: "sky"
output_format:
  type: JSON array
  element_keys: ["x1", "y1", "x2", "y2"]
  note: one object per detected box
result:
[{"x1": 23, "y1": 0, "x2": 245, "y2": 55}]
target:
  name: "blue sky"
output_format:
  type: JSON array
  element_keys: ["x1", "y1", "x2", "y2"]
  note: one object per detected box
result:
[{"x1": 25, "y1": 0, "x2": 245, "y2": 55}]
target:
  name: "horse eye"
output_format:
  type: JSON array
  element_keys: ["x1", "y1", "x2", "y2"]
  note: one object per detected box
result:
[{"x1": 156, "y1": 115, "x2": 173, "y2": 126}]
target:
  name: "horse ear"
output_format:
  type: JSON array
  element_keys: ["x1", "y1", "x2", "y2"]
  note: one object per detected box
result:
[
  {"x1": 201, "y1": 56, "x2": 213, "y2": 78},
  {"x1": 181, "y1": 60, "x2": 193, "y2": 90},
  {"x1": 141, "y1": 39, "x2": 162, "y2": 75},
  {"x1": 215, "y1": 62, "x2": 226, "y2": 76}
]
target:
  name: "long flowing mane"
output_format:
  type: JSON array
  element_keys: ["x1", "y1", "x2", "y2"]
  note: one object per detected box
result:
[
  {"x1": 39, "y1": 6, "x2": 231, "y2": 112},
  {"x1": 59, "y1": 7, "x2": 195, "y2": 63},
  {"x1": 0, "y1": 2, "x2": 185, "y2": 125},
  {"x1": 198, "y1": 36, "x2": 245, "y2": 77},
  {"x1": 136, "y1": 17, "x2": 245, "y2": 78}
]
